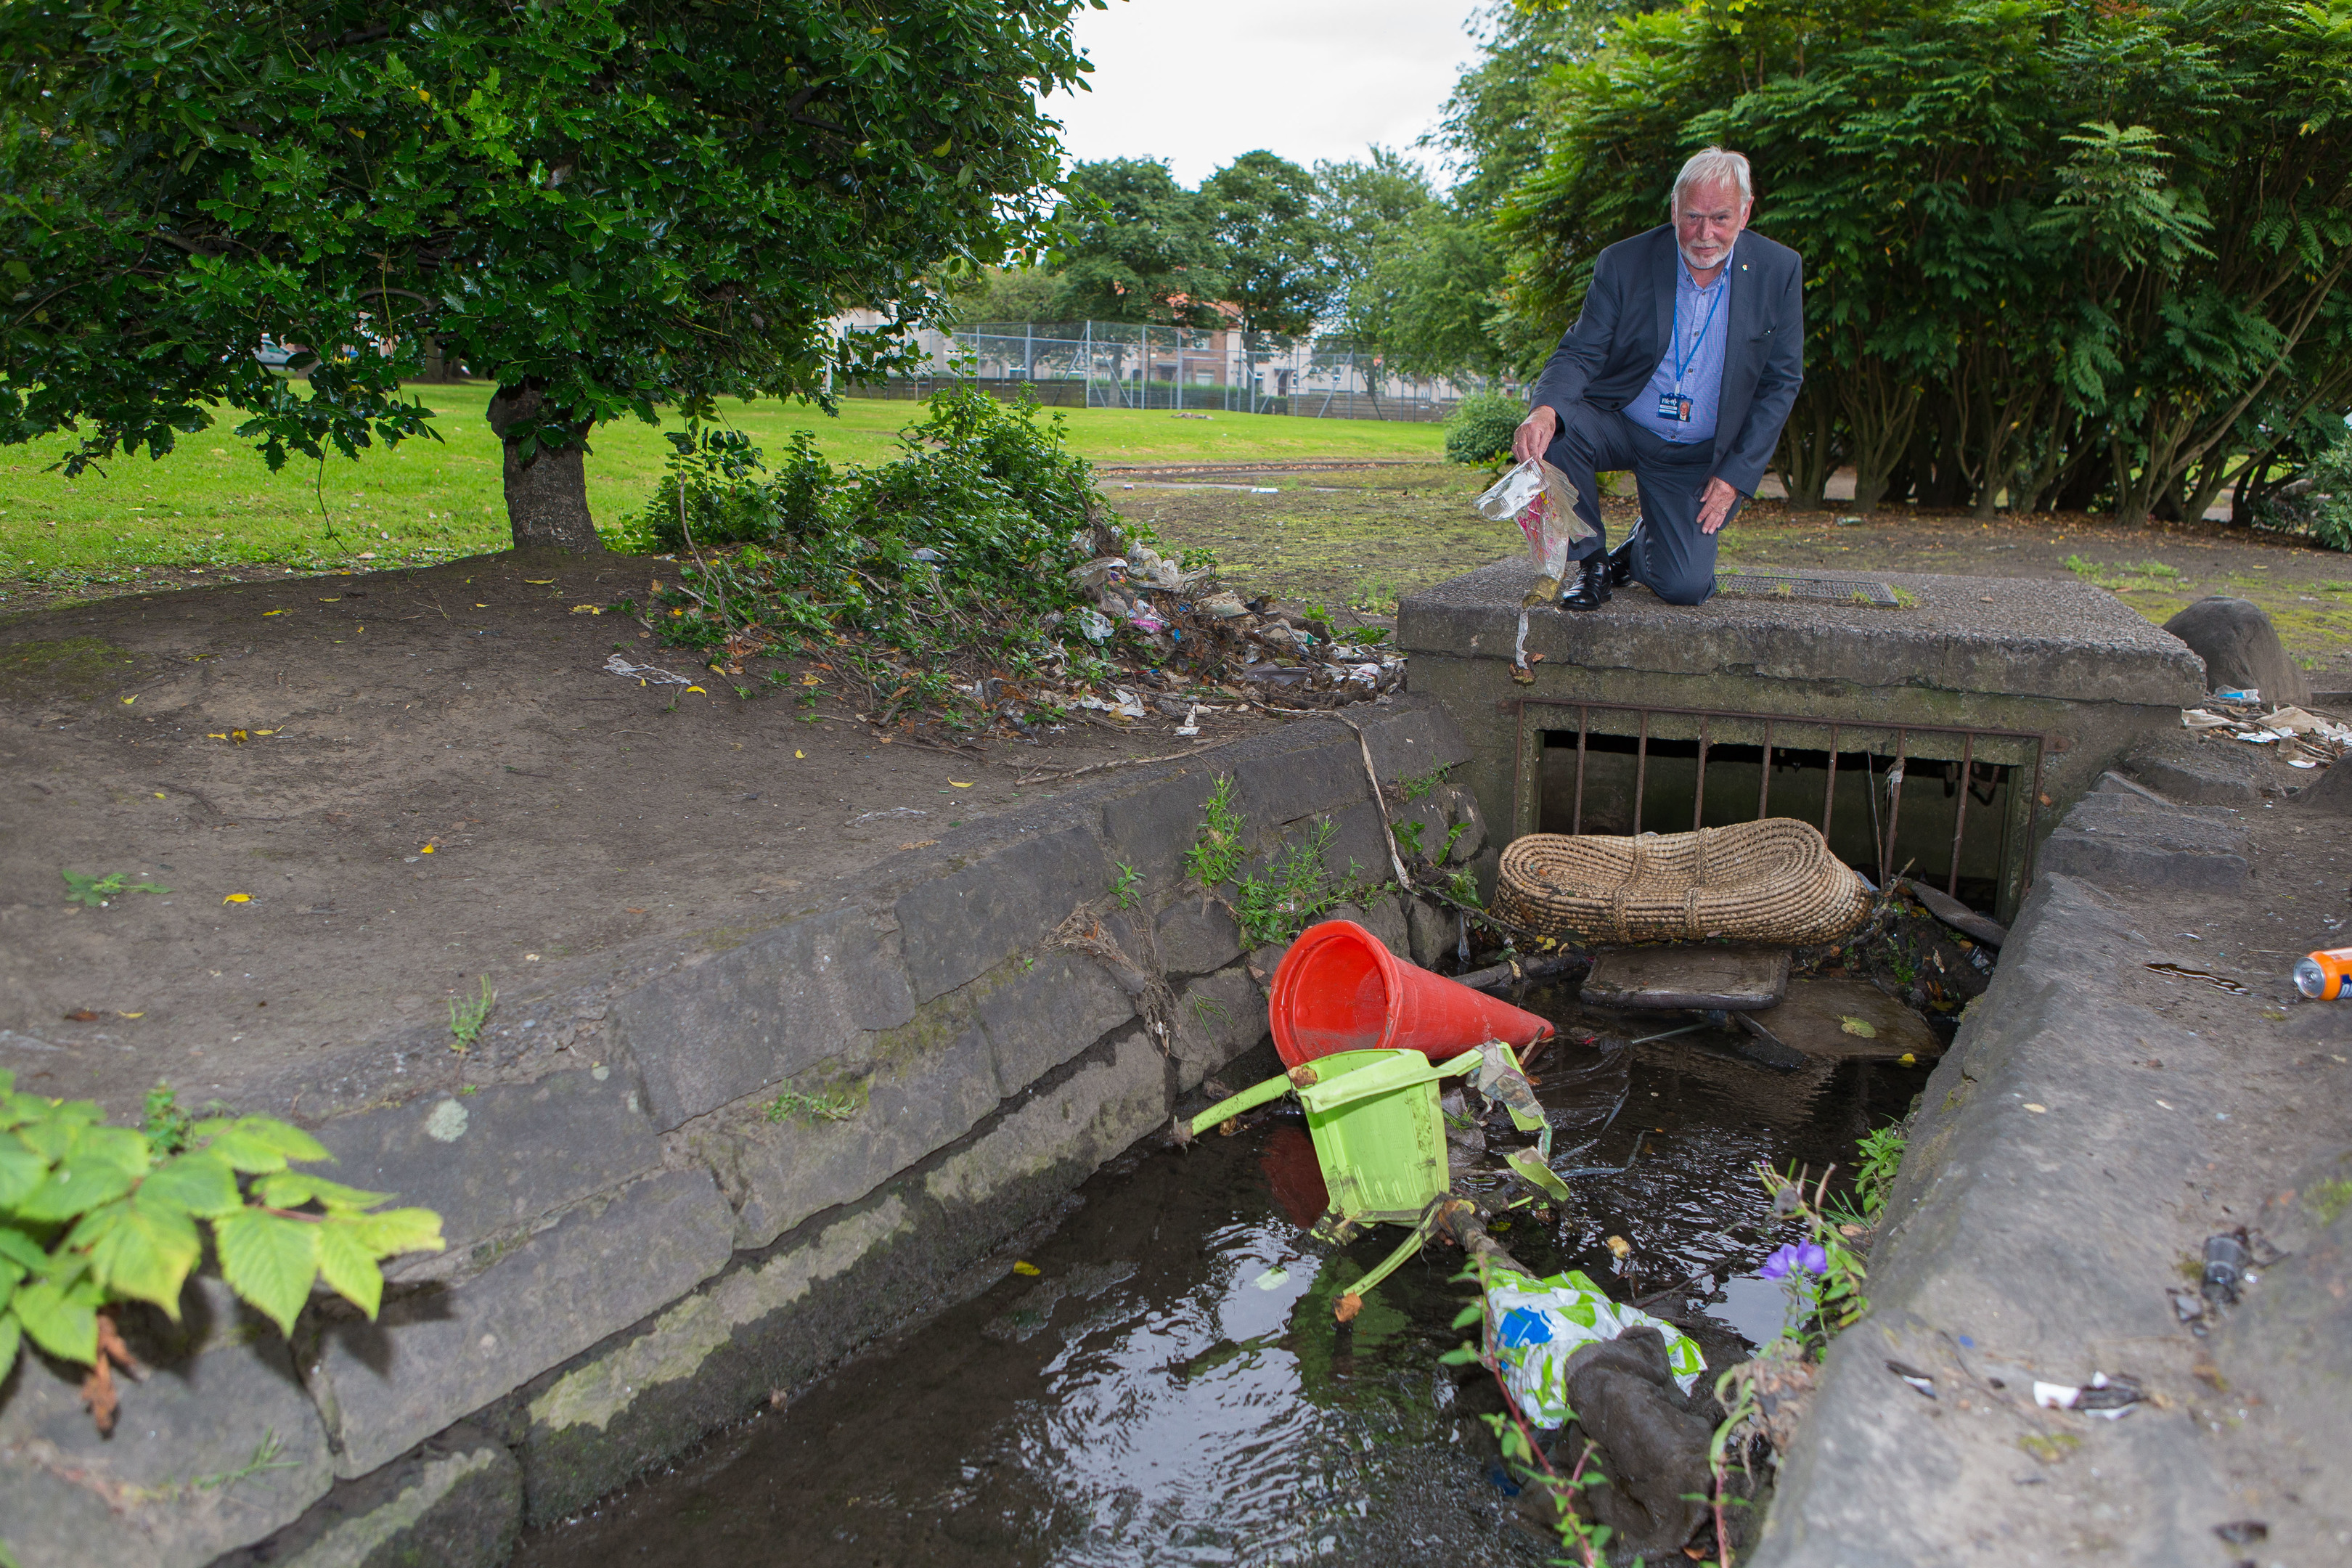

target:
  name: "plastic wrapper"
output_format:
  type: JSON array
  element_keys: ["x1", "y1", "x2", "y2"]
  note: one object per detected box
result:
[
  {"x1": 1474, "y1": 459, "x2": 1594, "y2": 606},
  {"x1": 1485, "y1": 1267, "x2": 1705, "y2": 1424}
]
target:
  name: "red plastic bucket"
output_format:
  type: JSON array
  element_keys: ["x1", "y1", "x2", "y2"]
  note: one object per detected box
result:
[{"x1": 1267, "y1": 920, "x2": 1554, "y2": 1067}]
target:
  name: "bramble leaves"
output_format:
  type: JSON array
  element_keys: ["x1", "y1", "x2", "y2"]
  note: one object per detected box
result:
[
  {"x1": 213, "y1": 1209, "x2": 322, "y2": 1339},
  {"x1": 0, "y1": 1074, "x2": 446, "y2": 1400}
]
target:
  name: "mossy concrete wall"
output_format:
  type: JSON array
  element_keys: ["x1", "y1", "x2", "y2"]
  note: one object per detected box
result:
[{"x1": 0, "y1": 697, "x2": 1479, "y2": 1568}]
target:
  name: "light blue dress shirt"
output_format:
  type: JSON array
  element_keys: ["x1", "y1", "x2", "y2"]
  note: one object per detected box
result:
[{"x1": 1632, "y1": 260, "x2": 1731, "y2": 446}]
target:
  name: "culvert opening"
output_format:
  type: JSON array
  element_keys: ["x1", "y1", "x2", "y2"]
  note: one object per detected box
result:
[{"x1": 1533, "y1": 709, "x2": 2041, "y2": 918}]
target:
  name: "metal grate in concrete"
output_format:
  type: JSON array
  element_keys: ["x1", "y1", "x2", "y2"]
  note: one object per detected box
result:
[{"x1": 1713, "y1": 572, "x2": 1900, "y2": 606}]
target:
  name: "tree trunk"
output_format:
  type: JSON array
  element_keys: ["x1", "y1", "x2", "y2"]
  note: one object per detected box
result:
[
  {"x1": 1772, "y1": 386, "x2": 1835, "y2": 510},
  {"x1": 1834, "y1": 362, "x2": 1922, "y2": 514},
  {"x1": 418, "y1": 336, "x2": 466, "y2": 383},
  {"x1": 486, "y1": 381, "x2": 602, "y2": 552}
]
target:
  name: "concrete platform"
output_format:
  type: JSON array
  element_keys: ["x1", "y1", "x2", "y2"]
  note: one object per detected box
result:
[{"x1": 1400, "y1": 562, "x2": 2204, "y2": 920}]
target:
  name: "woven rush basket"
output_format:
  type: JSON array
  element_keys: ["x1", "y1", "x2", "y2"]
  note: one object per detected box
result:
[{"x1": 1494, "y1": 819, "x2": 1874, "y2": 947}]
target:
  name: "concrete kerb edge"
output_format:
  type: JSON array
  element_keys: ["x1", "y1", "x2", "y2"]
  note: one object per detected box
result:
[
  {"x1": 1746, "y1": 863, "x2": 2229, "y2": 1567},
  {"x1": 189, "y1": 695, "x2": 1471, "y2": 1567}
]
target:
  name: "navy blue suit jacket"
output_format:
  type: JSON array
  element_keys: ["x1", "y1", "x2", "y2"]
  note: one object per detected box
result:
[{"x1": 1527, "y1": 224, "x2": 1804, "y2": 497}]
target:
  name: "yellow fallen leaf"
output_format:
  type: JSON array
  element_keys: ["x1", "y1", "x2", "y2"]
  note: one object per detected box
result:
[
  {"x1": 800, "y1": 673, "x2": 821, "y2": 686},
  {"x1": 206, "y1": 732, "x2": 227, "y2": 740},
  {"x1": 475, "y1": 603, "x2": 488, "y2": 608},
  {"x1": 229, "y1": 729, "x2": 249, "y2": 743},
  {"x1": 1011, "y1": 1261, "x2": 1041, "y2": 1277},
  {"x1": 420, "y1": 844, "x2": 436, "y2": 854},
  {"x1": 1605, "y1": 1235, "x2": 1632, "y2": 1259},
  {"x1": 523, "y1": 579, "x2": 555, "y2": 584},
  {"x1": 319, "y1": 596, "x2": 340, "y2": 602},
  {"x1": 571, "y1": 605, "x2": 601, "y2": 614},
  {"x1": 950, "y1": 781, "x2": 974, "y2": 788},
  {"x1": 153, "y1": 792, "x2": 166, "y2": 799},
  {"x1": 794, "y1": 750, "x2": 804, "y2": 758},
  {"x1": 1839, "y1": 1016, "x2": 1877, "y2": 1038},
  {"x1": 121, "y1": 696, "x2": 135, "y2": 704},
  {"x1": 1898, "y1": 1052, "x2": 1917, "y2": 1066},
  {"x1": 253, "y1": 728, "x2": 274, "y2": 735},
  {"x1": 262, "y1": 608, "x2": 286, "y2": 616},
  {"x1": 116, "y1": 1011, "x2": 143, "y2": 1019},
  {"x1": 223, "y1": 893, "x2": 250, "y2": 904},
  {"x1": 685, "y1": 685, "x2": 707, "y2": 694}
]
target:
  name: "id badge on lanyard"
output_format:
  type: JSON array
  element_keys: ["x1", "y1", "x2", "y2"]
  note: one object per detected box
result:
[{"x1": 1662, "y1": 277, "x2": 1723, "y2": 425}]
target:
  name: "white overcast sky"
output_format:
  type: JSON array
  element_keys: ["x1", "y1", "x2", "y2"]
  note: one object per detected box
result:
[{"x1": 1048, "y1": 0, "x2": 1491, "y2": 187}]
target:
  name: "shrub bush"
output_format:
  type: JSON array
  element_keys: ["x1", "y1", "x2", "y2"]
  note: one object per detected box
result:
[
  {"x1": 630, "y1": 387, "x2": 1144, "y2": 721},
  {"x1": 2263, "y1": 428, "x2": 2352, "y2": 552},
  {"x1": 1446, "y1": 391, "x2": 1524, "y2": 466}
]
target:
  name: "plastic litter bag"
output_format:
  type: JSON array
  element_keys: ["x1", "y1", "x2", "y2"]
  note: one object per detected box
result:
[
  {"x1": 1474, "y1": 460, "x2": 1594, "y2": 605},
  {"x1": 1485, "y1": 1267, "x2": 1706, "y2": 1424}
]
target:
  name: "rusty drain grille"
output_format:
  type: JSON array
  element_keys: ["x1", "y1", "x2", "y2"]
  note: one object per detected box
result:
[{"x1": 1712, "y1": 572, "x2": 1900, "y2": 606}]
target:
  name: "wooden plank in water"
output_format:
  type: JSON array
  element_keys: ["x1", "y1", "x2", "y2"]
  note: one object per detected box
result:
[
  {"x1": 1581, "y1": 946, "x2": 1791, "y2": 1011},
  {"x1": 1733, "y1": 977, "x2": 1942, "y2": 1066}
]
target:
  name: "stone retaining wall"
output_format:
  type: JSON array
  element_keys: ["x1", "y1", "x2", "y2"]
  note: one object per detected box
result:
[{"x1": 0, "y1": 698, "x2": 1487, "y2": 1568}]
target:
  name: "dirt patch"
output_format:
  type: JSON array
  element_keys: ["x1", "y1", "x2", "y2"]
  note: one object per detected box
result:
[
  {"x1": 0, "y1": 635, "x2": 146, "y2": 701},
  {"x1": 0, "y1": 549, "x2": 1294, "y2": 1119}
]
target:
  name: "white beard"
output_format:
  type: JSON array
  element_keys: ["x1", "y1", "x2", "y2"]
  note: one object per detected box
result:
[{"x1": 1679, "y1": 238, "x2": 1734, "y2": 274}]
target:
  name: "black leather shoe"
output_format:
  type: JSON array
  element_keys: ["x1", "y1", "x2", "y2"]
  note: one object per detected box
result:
[
  {"x1": 1606, "y1": 520, "x2": 1641, "y2": 587},
  {"x1": 1560, "y1": 555, "x2": 1612, "y2": 611}
]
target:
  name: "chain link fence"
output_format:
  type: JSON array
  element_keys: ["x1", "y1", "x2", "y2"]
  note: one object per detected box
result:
[{"x1": 839, "y1": 321, "x2": 1471, "y2": 422}]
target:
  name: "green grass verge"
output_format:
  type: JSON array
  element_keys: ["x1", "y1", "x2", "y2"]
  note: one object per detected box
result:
[{"x1": 0, "y1": 383, "x2": 1446, "y2": 584}]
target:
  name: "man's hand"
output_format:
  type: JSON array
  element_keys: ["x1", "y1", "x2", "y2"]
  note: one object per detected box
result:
[
  {"x1": 1697, "y1": 475, "x2": 1742, "y2": 534},
  {"x1": 1512, "y1": 405, "x2": 1559, "y2": 464}
]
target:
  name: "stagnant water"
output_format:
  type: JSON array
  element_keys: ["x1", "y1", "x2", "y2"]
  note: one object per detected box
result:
[{"x1": 518, "y1": 990, "x2": 1931, "y2": 1568}]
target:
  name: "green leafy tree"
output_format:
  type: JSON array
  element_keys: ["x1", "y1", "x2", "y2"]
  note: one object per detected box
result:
[
  {"x1": 939, "y1": 264, "x2": 1072, "y2": 326},
  {"x1": 1312, "y1": 147, "x2": 1434, "y2": 372},
  {"x1": 1, "y1": 0, "x2": 1092, "y2": 552},
  {"x1": 1203, "y1": 150, "x2": 1328, "y2": 337},
  {"x1": 1491, "y1": 0, "x2": 2352, "y2": 525},
  {"x1": 1, "y1": 1075, "x2": 443, "y2": 1411},
  {"x1": 1050, "y1": 158, "x2": 1225, "y2": 327},
  {"x1": 1370, "y1": 203, "x2": 1519, "y2": 385}
]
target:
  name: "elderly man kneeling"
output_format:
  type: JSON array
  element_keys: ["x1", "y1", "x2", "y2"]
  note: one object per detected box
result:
[{"x1": 1514, "y1": 147, "x2": 1804, "y2": 611}]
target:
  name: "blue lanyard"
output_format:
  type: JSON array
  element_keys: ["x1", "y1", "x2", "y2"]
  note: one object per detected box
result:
[{"x1": 1670, "y1": 274, "x2": 1725, "y2": 393}]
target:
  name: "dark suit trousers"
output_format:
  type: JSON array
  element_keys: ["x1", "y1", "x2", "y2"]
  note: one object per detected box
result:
[{"x1": 1543, "y1": 400, "x2": 1739, "y2": 607}]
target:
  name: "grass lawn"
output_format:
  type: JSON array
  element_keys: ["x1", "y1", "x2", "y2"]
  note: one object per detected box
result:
[{"x1": 0, "y1": 381, "x2": 1445, "y2": 589}]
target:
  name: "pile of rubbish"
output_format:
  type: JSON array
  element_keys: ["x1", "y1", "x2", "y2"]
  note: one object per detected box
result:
[
  {"x1": 2181, "y1": 690, "x2": 2352, "y2": 770},
  {"x1": 1055, "y1": 522, "x2": 1408, "y2": 716}
]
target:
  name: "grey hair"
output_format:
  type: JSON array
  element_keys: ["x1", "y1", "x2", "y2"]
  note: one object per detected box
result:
[{"x1": 1670, "y1": 147, "x2": 1752, "y2": 211}]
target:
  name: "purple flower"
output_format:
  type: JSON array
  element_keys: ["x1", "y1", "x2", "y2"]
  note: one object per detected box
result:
[{"x1": 1761, "y1": 1242, "x2": 1830, "y2": 1281}]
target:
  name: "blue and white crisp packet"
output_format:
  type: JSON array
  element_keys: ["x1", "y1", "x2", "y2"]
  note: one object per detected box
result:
[{"x1": 1485, "y1": 1267, "x2": 1706, "y2": 1425}]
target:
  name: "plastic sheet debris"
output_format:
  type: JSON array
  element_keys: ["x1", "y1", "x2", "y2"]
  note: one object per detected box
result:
[
  {"x1": 1077, "y1": 688, "x2": 1147, "y2": 719},
  {"x1": 1474, "y1": 458, "x2": 1594, "y2": 606},
  {"x1": 1886, "y1": 1360, "x2": 1937, "y2": 1398},
  {"x1": 2033, "y1": 1372, "x2": 2144, "y2": 1418},
  {"x1": 1485, "y1": 1267, "x2": 1706, "y2": 1424},
  {"x1": 602, "y1": 653, "x2": 697, "y2": 687},
  {"x1": 2183, "y1": 695, "x2": 2352, "y2": 767}
]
